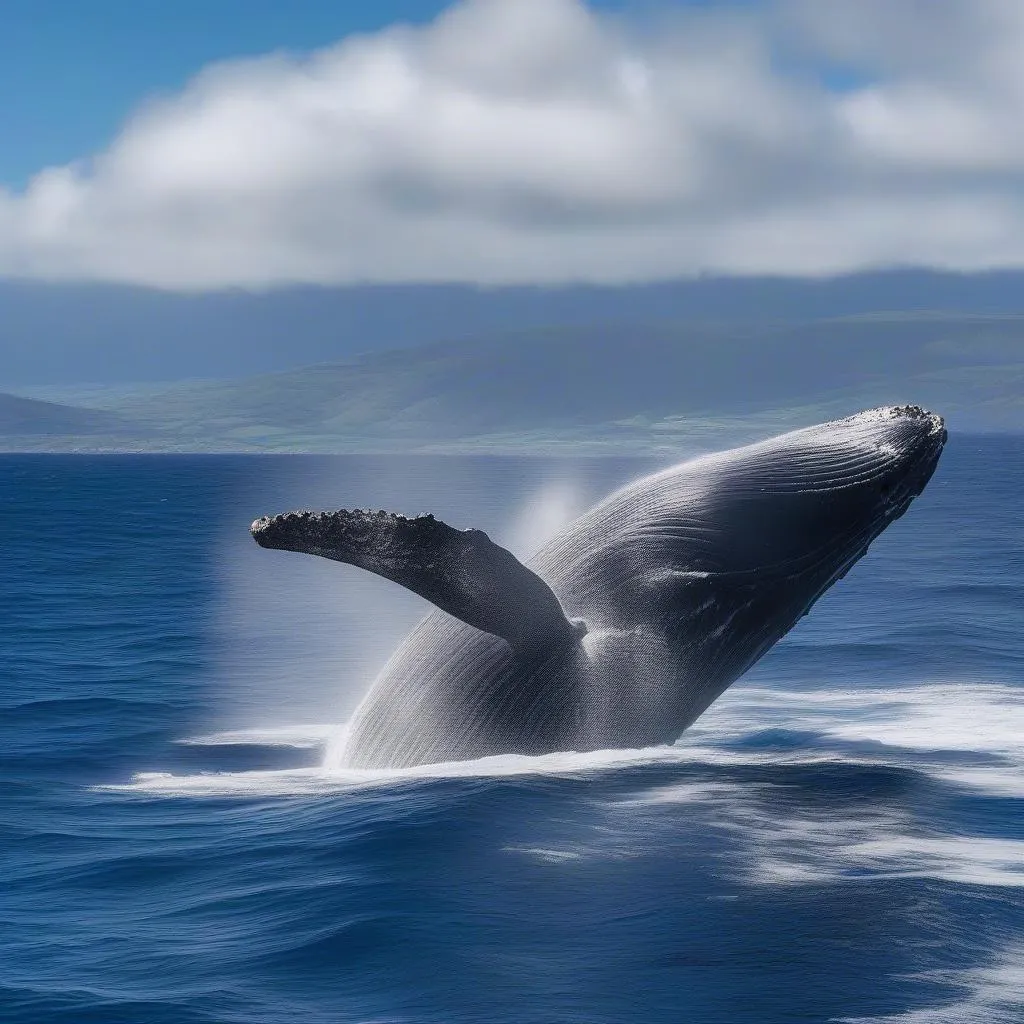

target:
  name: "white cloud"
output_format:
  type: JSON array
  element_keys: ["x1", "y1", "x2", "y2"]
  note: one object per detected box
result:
[{"x1": 3, "y1": 0, "x2": 1024, "y2": 289}]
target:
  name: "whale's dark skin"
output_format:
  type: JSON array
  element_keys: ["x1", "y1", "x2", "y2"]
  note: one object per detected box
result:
[{"x1": 252, "y1": 406, "x2": 946, "y2": 769}]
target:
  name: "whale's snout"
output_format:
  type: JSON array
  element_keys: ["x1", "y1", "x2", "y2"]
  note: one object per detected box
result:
[
  {"x1": 847, "y1": 405, "x2": 946, "y2": 517},
  {"x1": 783, "y1": 405, "x2": 947, "y2": 568},
  {"x1": 870, "y1": 405, "x2": 946, "y2": 455},
  {"x1": 838, "y1": 404, "x2": 945, "y2": 457}
]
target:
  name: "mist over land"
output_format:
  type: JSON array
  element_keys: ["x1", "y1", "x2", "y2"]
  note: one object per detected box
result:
[
  {"x1": 6, "y1": 270, "x2": 1024, "y2": 385},
  {"x1": 3, "y1": 273, "x2": 1023, "y2": 452}
]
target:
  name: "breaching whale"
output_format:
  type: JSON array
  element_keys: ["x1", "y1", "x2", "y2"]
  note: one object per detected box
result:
[{"x1": 252, "y1": 406, "x2": 946, "y2": 769}]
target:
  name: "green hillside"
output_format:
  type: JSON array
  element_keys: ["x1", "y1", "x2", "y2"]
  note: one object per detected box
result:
[
  {"x1": 0, "y1": 392, "x2": 144, "y2": 449},
  {"x1": 8, "y1": 314, "x2": 1024, "y2": 452}
]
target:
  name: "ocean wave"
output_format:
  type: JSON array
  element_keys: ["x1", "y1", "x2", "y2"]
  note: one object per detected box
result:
[
  {"x1": 177, "y1": 725, "x2": 336, "y2": 750},
  {"x1": 842, "y1": 942, "x2": 1024, "y2": 1023},
  {"x1": 97, "y1": 744, "x2": 685, "y2": 798},
  {"x1": 92, "y1": 681, "x2": 1024, "y2": 903},
  {"x1": 105, "y1": 680, "x2": 1024, "y2": 799},
  {"x1": 692, "y1": 682, "x2": 1024, "y2": 756}
]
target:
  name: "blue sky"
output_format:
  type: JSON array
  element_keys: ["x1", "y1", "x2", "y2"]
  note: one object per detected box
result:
[
  {"x1": 1, "y1": 1, "x2": 450, "y2": 186},
  {"x1": 0, "y1": 0, "x2": 641, "y2": 188}
]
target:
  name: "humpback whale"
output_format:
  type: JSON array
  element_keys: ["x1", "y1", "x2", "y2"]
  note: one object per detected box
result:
[{"x1": 252, "y1": 406, "x2": 946, "y2": 769}]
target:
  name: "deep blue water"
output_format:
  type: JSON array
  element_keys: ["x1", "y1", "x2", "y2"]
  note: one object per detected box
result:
[{"x1": 1, "y1": 438, "x2": 1022, "y2": 1024}]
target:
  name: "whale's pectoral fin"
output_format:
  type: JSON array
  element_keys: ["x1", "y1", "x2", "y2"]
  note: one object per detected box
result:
[{"x1": 251, "y1": 508, "x2": 586, "y2": 652}]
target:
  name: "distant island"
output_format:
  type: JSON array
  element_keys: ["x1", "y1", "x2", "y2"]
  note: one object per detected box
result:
[{"x1": 5, "y1": 312, "x2": 1023, "y2": 453}]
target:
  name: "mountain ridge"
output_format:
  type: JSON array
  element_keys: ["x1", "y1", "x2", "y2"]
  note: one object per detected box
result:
[
  {"x1": 5, "y1": 312, "x2": 1022, "y2": 452},
  {"x1": 0, "y1": 392, "x2": 137, "y2": 440},
  {"x1": 6, "y1": 269, "x2": 1024, "y2": 385}
]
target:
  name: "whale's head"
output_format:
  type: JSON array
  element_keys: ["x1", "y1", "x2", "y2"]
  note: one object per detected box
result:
[
  {"x1": 568, "y1": 406, "x2": 946, "y2": 730},
  {"x1": 630, "y1": 404, "x2": 946, "y2": 585},
  {"x1": 717, "y1": 404, "x2": 946, "y2": 563}
]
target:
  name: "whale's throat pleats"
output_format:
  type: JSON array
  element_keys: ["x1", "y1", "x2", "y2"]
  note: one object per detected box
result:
[{"x1": 251, "y1": 508, "x2": 586, "y2": 653}]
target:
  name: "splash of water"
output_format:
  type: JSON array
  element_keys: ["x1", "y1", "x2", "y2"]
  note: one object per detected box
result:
[
  {"x1": 104, "y1": 681, "x2": 1024, "y2": 804},
  {"x1": 504, "y1": 476, "x2": 584, "y2": 560}
]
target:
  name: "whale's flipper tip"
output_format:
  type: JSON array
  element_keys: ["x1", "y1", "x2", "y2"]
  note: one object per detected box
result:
[{"x1": 250, "y1": 507, "x2": 583, "y2": 652}]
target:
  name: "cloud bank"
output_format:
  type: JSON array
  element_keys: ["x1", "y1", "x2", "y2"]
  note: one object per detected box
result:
[{"x1": 3, "y1": 0, "x2": 1024, "y2": 289}]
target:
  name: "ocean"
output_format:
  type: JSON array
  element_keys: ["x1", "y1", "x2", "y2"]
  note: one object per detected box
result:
[{"x1": 1, "y1": 436, "x2": 1022, "y2": 1024}]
